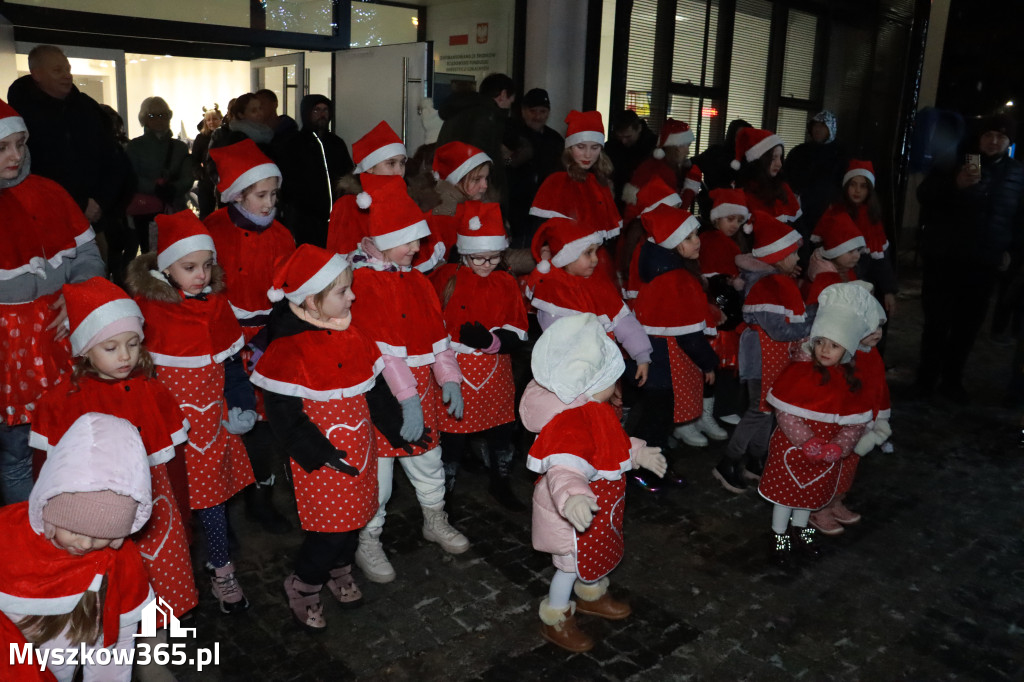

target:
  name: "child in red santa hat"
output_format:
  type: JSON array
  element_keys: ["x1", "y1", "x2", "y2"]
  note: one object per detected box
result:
[
  {"x1": 624, "y1": 118, "x2": 704, "y2": 211},
  {"x1": 757, "y1": 283, "x2": 874, "y2": 568},
  {"x1": 430, "y1": 201, "x2": 529, "y2": 508},
  {"x1": 30, "y1": 277, "x2": 197, "y2": 639},
  {"x1": 522, "y1": 313, "x2": 666, "y2": 652},
  {"x1": 803, "y1": 212, "x2": 867, "y2": 307},
  {"x1": 733, "y1": 127, "x2": 802, "y2": 224},
  {"x1": 205, "y1": 138, "x2": 297, "y2": 535},
  {"x1": 631, "y1": 205, "x2": 720, "y2": 480},
  {"x1": 126, "y1": 211, "x2": 256, "y2": 615},
  {"x1": 0, "y1": 413, "x2": 154, "y2": 682},
  {"x1": 620, "y1": 175, "x2": 682, "y2": 300},
  {"x1": 713, "y1": 211, "x2": 813, "y2": 495},
  {"x1": 816, "y1": 160, "x2": 898, "y2": 318},
  {"x1": 252, "y1": 244, "x2": 417, "y2": 630},
  {"x1": 532, "y1": 110, "x2": 622, "y2": 242},
  {"x1": 347, "y1": 174, "x2": 469, "y2": 584}
]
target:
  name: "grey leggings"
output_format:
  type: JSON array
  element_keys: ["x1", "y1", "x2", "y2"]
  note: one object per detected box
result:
[{"x1": 724, "y1": 380, "x2": 773, "y2": 462}]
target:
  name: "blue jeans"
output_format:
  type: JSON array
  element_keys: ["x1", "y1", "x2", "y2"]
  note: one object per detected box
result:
[{"x1": 0, "y1": 424, "x2": 33, "y2": 504}]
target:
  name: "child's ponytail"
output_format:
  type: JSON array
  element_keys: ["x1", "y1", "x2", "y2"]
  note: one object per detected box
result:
[{"x1": 18, "y1": 574, "x2": 107, "y2": 646}]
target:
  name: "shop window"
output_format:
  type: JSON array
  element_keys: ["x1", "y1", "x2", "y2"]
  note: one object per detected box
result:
[
  {"x1": 727, "y1": 0, "x2": 770, "y2": 129},
  {"x1": 5, "y1": 0, "x2": 249, "y2": 27},
  {"x1": 350, "y1": 2, "x2": 418, "y2": 48},
  {"x1": 625, "y1": 0, "x2": 657, "y2": 117},
  {"x1": 776, "y1": 106, "x2": 810, "y2": 152},
  {"x1": 672, "y1": 0, "x2": 718, "y2": 86}
]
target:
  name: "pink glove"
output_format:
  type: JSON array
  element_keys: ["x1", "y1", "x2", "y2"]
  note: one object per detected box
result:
[
  {"x1": 822, "y1": 443, "x2": 843, "y2": 463},
  {"x1": 801, "y1": 436, "x2": 828, "y2": 462}
]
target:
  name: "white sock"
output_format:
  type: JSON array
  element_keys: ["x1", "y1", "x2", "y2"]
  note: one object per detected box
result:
[
  {"x1": 791, "y1": 508, "x2": 811, "y2": 528},
  {"x1": 772, "y1": 504, "x2": 792, "y2": 535},
  {"x1": 547, "y1": 569, "x2": 577, "y2": 609}
]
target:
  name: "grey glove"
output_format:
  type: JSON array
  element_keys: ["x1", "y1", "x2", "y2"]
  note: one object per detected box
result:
[
  {"x1": 222, "y1": 407, "x2": 257, "y2": 435},
  {"x1": 399, "y1": 395, "x2": 424, "y2": 442},
  {"x1": 442, "y1": 381, "x2": 463, "y2": 420}
]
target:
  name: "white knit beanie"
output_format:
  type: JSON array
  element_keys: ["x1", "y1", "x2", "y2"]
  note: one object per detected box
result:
[{"x1": 531, "y1": 313, "x2": 625, "y2": 404}]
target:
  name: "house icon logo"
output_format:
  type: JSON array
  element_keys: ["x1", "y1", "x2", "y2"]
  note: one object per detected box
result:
[{"x1": 134, "y1": 596, "x2": 197, "y2": 639}]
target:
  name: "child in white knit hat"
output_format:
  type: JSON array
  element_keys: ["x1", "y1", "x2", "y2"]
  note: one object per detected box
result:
[
  {"x1": 756, "y1": 283, "x2": 876, "y2": 569},
  {"x1": 0, "y1": 413, "x2": 154, "y2": 682},
  {"x1": 521, "y1": 313, "x2": 666, "y2": 653}
]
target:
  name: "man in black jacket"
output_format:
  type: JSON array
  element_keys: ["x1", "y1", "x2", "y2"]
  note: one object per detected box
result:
[
  {"x1": 916, "y1": 113, "x2": 1024, "y2": 402},
  {"x1": 276, "y1": 94, "x2": 354, "y2": 247},
  {"x1": 7, "y1": 45, "x2": 123, "y2": 226}
]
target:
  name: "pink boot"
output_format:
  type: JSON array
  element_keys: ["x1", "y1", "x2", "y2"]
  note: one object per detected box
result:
[{"x1": 809, "y1": 507, "x2": 844, "y2": 536}]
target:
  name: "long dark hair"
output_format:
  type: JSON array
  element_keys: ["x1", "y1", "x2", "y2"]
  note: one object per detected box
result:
[
  {"x1": 812, "y1": 349, "x2": 861, "y2": 393},
  {"x1": 738, "y1": 146, "x2": 787, "y2": 206},
  {"x1": 840, "y1": 178, "x2": 883, "y2": 224}
]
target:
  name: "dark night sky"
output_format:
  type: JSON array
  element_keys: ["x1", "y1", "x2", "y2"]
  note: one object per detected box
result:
[{"x1": 935, "y1": 0, "x2": 1024, "y2": 117}]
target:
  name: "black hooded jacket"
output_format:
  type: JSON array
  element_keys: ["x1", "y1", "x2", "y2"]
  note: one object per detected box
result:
[{"x1": 276, "y1": 95, "x2": 354, "y2": 247}]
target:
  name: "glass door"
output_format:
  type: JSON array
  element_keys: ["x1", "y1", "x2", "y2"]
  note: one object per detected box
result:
[
  {"x1": 250, "y1": 53, "x2": 306, "y2": 126},
  {"x1": 15, "y1": 42, "x2": 126, "y2": 122}
]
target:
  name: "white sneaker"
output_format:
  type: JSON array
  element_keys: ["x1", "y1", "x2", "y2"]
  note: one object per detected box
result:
[
  {"x1": 719, "y1": 414, "x2": 741, "y2": 425},
  {"x1": 697, "y1": 398, "x2": 729, "y2": 440},
  {"x1": 355, "y1": 528, "x2": 396, "y2": 583},
  {"x1": 673, "y1": 422, "x2": 708, "y2": 447},
  {"x1": 422, "y1": 503, "x2": 470, "y2": 554}
]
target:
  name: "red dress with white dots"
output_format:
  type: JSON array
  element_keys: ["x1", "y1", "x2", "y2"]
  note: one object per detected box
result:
[
  {"x1": 430, "y1": 264, "x2": 528, "y2": 434},
  {"x1": 0, "y1": 175, "x2": 95, "y2": 426},
  {"x1": 134, "y1": 276, "x2": 254, "y2": 510},
  {"x1": 757, "y1": 362, "x2": 871, "y2": 510},
  {"x1": 742, "y1": 273, "x2": 807, "y2": 411},
  {"x1": 527, "y1": 401, "x2": 633, "y2": 582},
  {"x1": 351, "y1": 264, "x2": 450, "y2": 457},
  {"x1": 633, "y1": 267, "x2": 709, "y2": 423},
  {"x1": 251, "y1": 318, "x2": 384, "y2": 532},
  {"x1": 30, "y1": 373, "x2": 197, "y2": 620}
]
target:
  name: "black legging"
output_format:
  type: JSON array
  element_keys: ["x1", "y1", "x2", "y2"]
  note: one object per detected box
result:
[{"x1": 295, "y1": 530, "x2": 359, "y2": 585}]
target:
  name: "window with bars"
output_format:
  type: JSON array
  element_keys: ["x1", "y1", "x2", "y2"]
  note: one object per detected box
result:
[
  {"x1": 672, "y1": 0, "x2": 718, "y2": 86},
  {"x1": 727, "y1": 0, "x2": 771, "y2": 130},
  {"x1": 625, "y1": 0, "x2": 657, "y2": 118}
]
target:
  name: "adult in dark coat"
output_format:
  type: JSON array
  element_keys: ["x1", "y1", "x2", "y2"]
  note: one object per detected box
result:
[
  {"x1": 507, "y1": 88, "x2": 565, "y2": 248},
  {"x1": 436, "y1": 73, "x2": 516, "y2": 209},
  {"x1": 7, "y1": 45, "x2": 123, "y2": 225},
  {"x1": 784, "y1": 110, "x2": 848, "y2": 240},
  {"x1": 276, "y1": 94, "x2": 355, "y2": 247},
  {"x1": 916, "y1": 113, "x2": 1024, "y2": 403},
  {"x1": 604, "y1": 110, "x2": 657, "y2": 209}
]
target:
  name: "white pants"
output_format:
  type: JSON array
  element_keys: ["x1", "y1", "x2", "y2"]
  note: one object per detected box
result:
[{"x1": 365, "y1": 447, "x2": 445, "y2": 531}]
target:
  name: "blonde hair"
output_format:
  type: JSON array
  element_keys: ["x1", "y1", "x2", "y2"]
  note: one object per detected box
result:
[
  {"x1": 137, "y1": 96, "x2": 172, "y2": 127},
  {"x1": 18, "y1": 575, "x2": 107, "y2": 646},
  {"x1": 71, "y1": 347, "x2": 155, "y2": 389},
  {"x1": 562, "y1": 148, "x2": 614, "y2": 185},
  {"x1": 457, "y1": 161, "x2": 492, "y2": 198}
]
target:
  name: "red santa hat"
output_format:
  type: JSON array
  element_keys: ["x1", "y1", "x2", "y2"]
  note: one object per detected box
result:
[
  {"x1": 730, "y1": 127, "x2": 784, "y2": 170},
  {"x1": 640, "y1": 204, "x2": 701, "y2": 250},
  {"x1": 267, "y1": 243, "x2": 350, "y2": 305},
  {"x1": 843, "y1": 159, "x2": 875, "y2": 187},
  {"x1": 652, "y1": 118, "x2": 695, "y2": 159},
  {"x1": 352, "y1": 120, "x2": 407, "y2": 174},
  {"x1": 749, "y1": 210, "x2": 801, "y2": 263},
  {"x1": 709, "y1": 188, "x2": 751, "y2": 229},
  {"x1": 531, "y1": 217, "x2": 603, "y2": 273},
  {"x1": 64, "y1": 277, "x2": 145, "y2": 357},
  {"x1": 564, "y1": 110, "x2": 606, "y2": 148},
  {"x1": 456, "y1": 201, "x2": 508, "y2": 254},
  {"x1": 0, "y1": 98, "x2": 27, "y2": 141},
  {"x1": 156, "y1": 210, "x2": 217, "y2": 271},
  {"x1": 209, "y1": 138, "x2": 282, "y2": 203},
  {"x1": 818, "y1": 212, "x2": 866, "y2": 259},
  {"x1": 635, "y1": 176, "x2": 682, "y2": 214},
  {"x1": 357, "y1": 174, "x2": 430, "y2": 251},
  {"x1": 432, "y1": 141, "x2": 491, "y2": 185}
]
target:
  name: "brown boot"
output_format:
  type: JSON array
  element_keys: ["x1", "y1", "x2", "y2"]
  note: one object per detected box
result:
[
  {"x1": 573, "y1": 577, "x2": 631, "y2": 620},
  {"x1": 538, "y1": 598, "x2": 594, "y2": 653}
]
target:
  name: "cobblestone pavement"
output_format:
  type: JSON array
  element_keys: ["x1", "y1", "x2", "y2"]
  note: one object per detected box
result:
[{"x1": 165, "y1": 274, "x2": 1024, "y2": 681}]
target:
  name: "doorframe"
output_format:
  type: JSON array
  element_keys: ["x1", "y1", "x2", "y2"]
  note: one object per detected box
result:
[{"x1": 250, "y1": 52, "x2": 308, "y2": 121}]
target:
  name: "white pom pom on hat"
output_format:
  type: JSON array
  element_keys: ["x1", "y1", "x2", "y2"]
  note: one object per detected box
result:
[
  {"x1": 267, "y1": 287, "x2": 285, "y2": 302},
  {"x1": 653, "y1": 148, "x2": 666, "y2": 160},
  {"x1": 536, "y1": 259, "x2": 551, "y2": 274},
  {"x1": 356, "y1": 192, "x2": 372, "y2": 209},
  {"x1": 468, "y1": 216, "x2": 482, "y2": 231},
  {"x1": 730, "y1": 159, "x2": 742, "y2": 171}
]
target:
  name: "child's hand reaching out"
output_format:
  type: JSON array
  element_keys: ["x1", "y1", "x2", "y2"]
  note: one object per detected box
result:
[{"x1": 635, "y1": 446, "x2": 666, "y2": 478}]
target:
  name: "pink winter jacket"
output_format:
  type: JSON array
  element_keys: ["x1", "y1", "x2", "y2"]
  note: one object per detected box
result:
[{"x1": 520, "y1": 380, "x2": 647, "y2": 570}]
